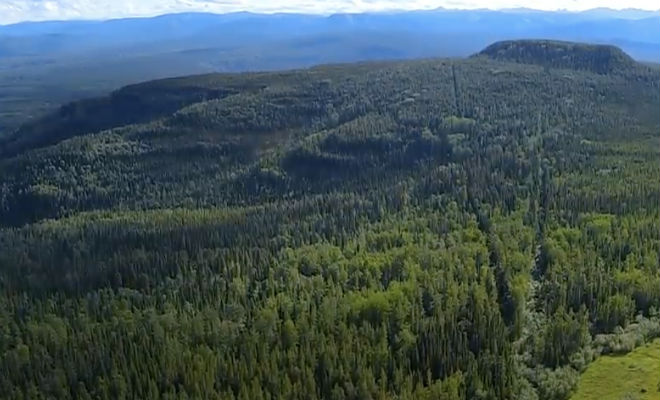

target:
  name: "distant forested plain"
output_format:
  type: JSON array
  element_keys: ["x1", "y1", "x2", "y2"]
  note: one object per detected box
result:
[
  {"x1": 1, "y1": 8, "x2": 659, "y2": 135},
  {"x1": 0, "y1": 41, "x2": 658, "y2": 399}
]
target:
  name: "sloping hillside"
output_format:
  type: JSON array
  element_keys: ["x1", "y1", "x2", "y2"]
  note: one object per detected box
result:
[
  {"x1": 475, "y1": 40, "x2": 638, "y2": 74},
  {"x1": 0, "y1": 44, "x2": 658, "y2": 399},
  {"x1": 2, "y1": 10, "x2": 659, "y2": 136}
]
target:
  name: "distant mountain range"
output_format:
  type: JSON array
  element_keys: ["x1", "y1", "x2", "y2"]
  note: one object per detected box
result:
[{"x1": 1, "y1": 8, "x2": 658, "y2": 135}]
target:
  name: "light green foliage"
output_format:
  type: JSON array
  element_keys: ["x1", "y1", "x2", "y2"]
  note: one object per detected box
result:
[{"x1": 571, "y1": 339, "x2": 660, "y2": 400}]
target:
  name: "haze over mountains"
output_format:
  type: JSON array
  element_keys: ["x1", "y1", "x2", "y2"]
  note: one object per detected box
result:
[{"x1": 0, "y1": 8, "x2": 658, "y2": 135}]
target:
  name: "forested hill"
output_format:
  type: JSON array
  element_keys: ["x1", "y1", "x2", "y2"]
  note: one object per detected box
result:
[
  {"x1": 475, "y1": 40, "x2": 638, "y2": 74},
  {"x1": 0, "y1": 43, "x2": 659, "y2": 399},
  {"x1": 0, "y1": 79, "x2": 239, "y2": 158},
  {"x1": 1, "y1": 9, "x2": 658, "y2": 136},
  {"x1": 0, "y1": 43, "x2": 654, "y2": 159}
]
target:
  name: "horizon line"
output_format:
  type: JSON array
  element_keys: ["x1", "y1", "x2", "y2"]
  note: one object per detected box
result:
[{"x1": 2, "y1": 6, "x2": 659, "y2": 27}]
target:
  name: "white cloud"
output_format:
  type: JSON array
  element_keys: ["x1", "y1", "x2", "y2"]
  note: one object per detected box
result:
[{"x1": 0, "y1": 0, "x2": 658, "y2": 24}]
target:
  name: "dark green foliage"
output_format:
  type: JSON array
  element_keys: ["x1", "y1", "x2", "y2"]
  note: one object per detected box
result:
[
  {"x1": 0, "y1": 48, "x2": 658, "y2": 399},
  {"x1": 0, "y1": 81, "x2": 239, "y2": 158},
  {"x1": 475, "y1": 40, "x2": 638, "y2": 75}
]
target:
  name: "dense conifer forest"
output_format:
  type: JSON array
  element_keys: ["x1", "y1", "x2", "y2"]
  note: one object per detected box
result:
[{"x1": 0, "y1": 41, "x2": 658, "y2": 399}]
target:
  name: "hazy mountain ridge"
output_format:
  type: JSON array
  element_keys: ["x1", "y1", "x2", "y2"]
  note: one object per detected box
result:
[{"x1": 2, "y1": 10, "x2": 659, "y2": 56}]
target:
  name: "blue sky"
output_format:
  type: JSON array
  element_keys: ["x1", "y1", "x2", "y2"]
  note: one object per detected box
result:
[{"x1": 1, "y1": 0, "x2": 658, "y2": 24}]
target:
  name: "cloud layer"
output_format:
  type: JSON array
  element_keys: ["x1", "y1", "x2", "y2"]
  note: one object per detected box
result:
[{"x1": 1, "y1": 0, "x2": 658, "y2": 25}]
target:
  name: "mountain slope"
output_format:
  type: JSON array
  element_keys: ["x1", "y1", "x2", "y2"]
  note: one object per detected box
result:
[
  {"x1": 0, "y1": 45, "x2": 658, "y2": 399},
  {"x1": 475, "y1": 40, "x2": 637, "y2": 74},
  {"x1": 1, "y1": 9, "x2": 659, "y2": 136}
]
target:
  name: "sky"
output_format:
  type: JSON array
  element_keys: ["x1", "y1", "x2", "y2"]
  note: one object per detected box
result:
[{"x1": 1, "y1": 0, "x2": 658, "y2": 25}]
